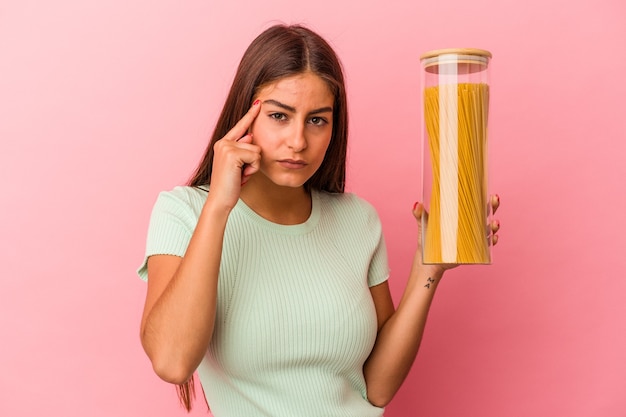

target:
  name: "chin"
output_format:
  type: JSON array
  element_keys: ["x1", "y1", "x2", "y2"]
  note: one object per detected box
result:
[
  {"x1": 267, "y1": 174, "x2": 311, "y2": 189},
  {"x1": 260, "y1": 169, "x2": 314, "y2": 189},
  {"x1": 271, "y1": 179, "x2": 308, "y2": 189}
]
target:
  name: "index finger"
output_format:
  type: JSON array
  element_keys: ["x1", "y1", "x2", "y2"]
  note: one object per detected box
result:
[{"x1": 223, "y1": 99, "x2": 262, "y2": 141}]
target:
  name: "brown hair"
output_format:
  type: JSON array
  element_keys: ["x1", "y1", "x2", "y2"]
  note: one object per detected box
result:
[
  {"x1": 180, "y1": 24, "x2": 349, "y2": 411},
  {"x1": 188, "y1": 23, "x2": 348, "y2": 193}
]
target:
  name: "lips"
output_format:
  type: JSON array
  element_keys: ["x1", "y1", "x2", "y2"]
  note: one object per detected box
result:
[{"x1": 277, "y1": 159, "x2": 307, "y2": 169}]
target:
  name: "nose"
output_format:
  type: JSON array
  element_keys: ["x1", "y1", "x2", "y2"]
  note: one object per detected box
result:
[{"x1": 286, "y1": 124, "x2": 307, "y2": 152}]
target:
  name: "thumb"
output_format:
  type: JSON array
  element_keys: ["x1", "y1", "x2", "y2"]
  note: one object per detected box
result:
[
  {"x1": 412, "y1": 201, "x2": 428, "y2": 249},
  {"x1": 236, "y1": 132, "x2": 253, "y2": 143},
  {"x1": 412, "y1": 201, "x2": 426, "y2": 222}
]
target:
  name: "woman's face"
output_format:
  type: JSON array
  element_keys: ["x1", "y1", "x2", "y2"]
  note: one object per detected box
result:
[{"x1": 250, "y1": 72, "x2": 334, "y2": 189}]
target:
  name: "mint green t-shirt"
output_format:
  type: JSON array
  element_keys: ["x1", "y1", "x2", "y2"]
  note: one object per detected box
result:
[{"x1": 138, "y1": 186, "x2": 390, "y2": 417}]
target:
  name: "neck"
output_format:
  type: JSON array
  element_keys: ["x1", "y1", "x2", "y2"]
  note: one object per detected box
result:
[{"x1": 239, "y1": 175, "x2": 312, "y2": 225}]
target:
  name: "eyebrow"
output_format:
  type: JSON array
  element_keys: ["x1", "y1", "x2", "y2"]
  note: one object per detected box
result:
[{"x1": 262, "y1": 99, "x2": 333, "y2": 115}]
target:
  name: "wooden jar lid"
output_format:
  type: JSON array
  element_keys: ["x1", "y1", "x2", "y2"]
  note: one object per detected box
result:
[{"x1": 421, "y1": 48, "x2": 492, "y2": 74}]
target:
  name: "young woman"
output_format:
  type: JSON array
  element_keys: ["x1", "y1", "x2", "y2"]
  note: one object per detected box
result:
[{"x1": 137, "y1": 24, "x2": 500, "y2": 416}]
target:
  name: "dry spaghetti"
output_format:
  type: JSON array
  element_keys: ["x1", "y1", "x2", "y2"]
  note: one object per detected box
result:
[{"x1": 423, "y1": 82, "x2": 490, "y2": 264}]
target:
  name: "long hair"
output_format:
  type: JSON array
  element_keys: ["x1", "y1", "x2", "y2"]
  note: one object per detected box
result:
[
  {"x1": 188, "y1": 24, "x2": 348, "y2": 192},
  {"x1": 179, "y1": 24, "x2": 349, "y2": 412}
]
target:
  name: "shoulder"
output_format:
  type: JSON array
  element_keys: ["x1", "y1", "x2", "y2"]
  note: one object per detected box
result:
[
  {"x1": 145, "y1": 185, "x2": 210, "y2": 228},
  {"x1": 317, "y1": 191, "x2": 381, "y2": 226},
  {"x1": 137, "y1": 186, "x2": 208, "y2": 280},
  {"x1": 318, "y1": 190, "x2": 376, "y2": 211},
  {"x1": 157, "y1": 185, "x2": 209, "y2": 202},
  {"x1": 153, "y1": 185, "x2": 208, "y2": 212}
]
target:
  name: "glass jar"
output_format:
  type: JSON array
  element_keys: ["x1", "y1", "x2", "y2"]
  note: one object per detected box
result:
[{"x1": 420, "y1": 48, "x2": 492, "y2": 264}]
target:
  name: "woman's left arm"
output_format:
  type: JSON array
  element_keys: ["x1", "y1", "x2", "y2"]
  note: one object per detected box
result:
[
  {"x1": 363, "y1": 252, "x2": 444, "y2": 407},
  {"x1": 364, "y1": 199, "x2": 500, "y2": 407}
]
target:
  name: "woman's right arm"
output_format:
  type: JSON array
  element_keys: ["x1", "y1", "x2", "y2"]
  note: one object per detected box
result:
[
  {"x1": 139, "y1": 101, "x2": 262, "y2": 384},
  {"x1": 140, "y1": 198, "x2": 231, "y2": 385}
]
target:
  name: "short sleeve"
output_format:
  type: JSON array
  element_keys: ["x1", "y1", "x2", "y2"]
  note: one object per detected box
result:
[
  {"x1": 368, "y1": 230, "x2": 390, "y2": 288},
  {"x1": 359, "y1": 198, "x2": 390, "y2": 288},
  {"x1": 136, "y1": 189, "x2": 200, "y2": 281}
]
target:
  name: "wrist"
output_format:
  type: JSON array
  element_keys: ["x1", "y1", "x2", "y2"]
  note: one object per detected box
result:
[
  {"x1": 420, "y1": 264, "x2": 446, "y2": 280},
  {"x1": 204, "y1": 192, "x2": 236, "y2": 215},
  {"x1": 200, "y1": 195, "x2": 234, "y2": 227}
]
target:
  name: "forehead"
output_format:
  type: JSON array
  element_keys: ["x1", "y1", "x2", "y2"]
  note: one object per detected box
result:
[{"x1": 258, "y1": 72, "x2": 334, "y2": 105}]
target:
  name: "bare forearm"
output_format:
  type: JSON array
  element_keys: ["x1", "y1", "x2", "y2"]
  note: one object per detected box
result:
[
  {"x1": 364, "y1": 254, "x2": 444, "y2": 406},
  {"x1": 141, "y1": 197, "x2": 231, "y2": 383}
]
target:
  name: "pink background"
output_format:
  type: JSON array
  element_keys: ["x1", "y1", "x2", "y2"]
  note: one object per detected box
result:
[{"x1": 1, "y1": 0, "x2": 625, "y2": 416}]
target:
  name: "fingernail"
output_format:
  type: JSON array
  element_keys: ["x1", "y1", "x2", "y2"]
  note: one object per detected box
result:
[
  {"x1": 253, "y1": 99, "x2": 260, "y2": 106},
  {"x1": 413, "y1": 202, "x2": 419, "y2": 211}
]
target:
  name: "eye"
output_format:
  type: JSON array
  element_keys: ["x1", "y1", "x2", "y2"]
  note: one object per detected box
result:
[
  {"x1": 309, "y1": 117, "x2": 328, "y2": 126},
  {"x1": 269, "y1": 112, "x2": 288, "y2": 122}
]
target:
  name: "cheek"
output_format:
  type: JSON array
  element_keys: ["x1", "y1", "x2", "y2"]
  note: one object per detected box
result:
[{"x1": 314, "y1": 131, "x2": 333, "y2": 153}]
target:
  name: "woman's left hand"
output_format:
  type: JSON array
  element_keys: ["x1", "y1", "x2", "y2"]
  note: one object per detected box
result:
[{"x1": 412, "y1": 194, "x2": 501, "y2": 273}]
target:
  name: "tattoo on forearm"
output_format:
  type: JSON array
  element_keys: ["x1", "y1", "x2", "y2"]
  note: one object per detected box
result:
[{"x1": 424, "y1": 277, "x2": 436, "y2": 289}]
